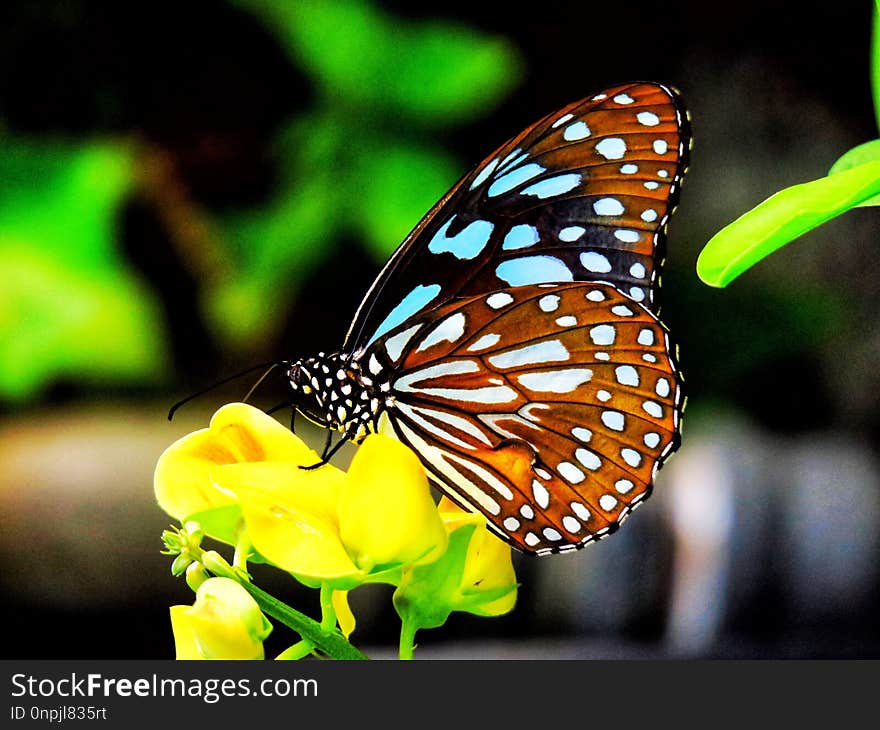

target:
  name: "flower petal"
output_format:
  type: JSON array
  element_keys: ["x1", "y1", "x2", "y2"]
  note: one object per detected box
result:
[
  {"x1": 339, "y1": 434, "x2": 448, "y2": 572},
  {"x1": 215, "y1": 462, "x2": 363, "y2": 585},
  {"x1": 155, "y1": 402, "x2": 321, "y2": 521}
]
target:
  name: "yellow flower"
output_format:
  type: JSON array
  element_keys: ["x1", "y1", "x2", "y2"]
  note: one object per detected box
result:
[
  {"x1": 338, "y1": 434, "x2": 448, "y2": 572},
  {"x1": 155, "y1": 403, "x2": 449, "y2": 589},
  {"x1": 170, "y1": 577, "x2": 272, "y2": 660},
  {"x1": 393, "y1": 496, "x2": 518, "y2": 653},
  {"x1": 437, "y1": 497, "x2": 518, "y2": 617}
]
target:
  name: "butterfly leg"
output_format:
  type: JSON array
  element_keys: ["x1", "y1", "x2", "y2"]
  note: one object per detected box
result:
[{"x1": 299, "y1": 428, "x2": 345, "y2": 470}]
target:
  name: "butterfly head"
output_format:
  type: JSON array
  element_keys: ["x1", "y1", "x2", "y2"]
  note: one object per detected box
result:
[{"x1": 286, "y1": 353, "x2": 379, "y2": 440}]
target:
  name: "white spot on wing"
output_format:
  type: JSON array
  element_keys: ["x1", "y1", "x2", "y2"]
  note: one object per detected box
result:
[
  {"x1": 552, "y1": 112, "x2": 574, "y2": 128},
  {"x1": 601, "y1": 411, "x2": 625, "y2": 431},
  {"x1": 563, "y1": 121, "x2": 591, "y2": 140},
  {"x1": 385, "y1": 324, "x2": 423, "y2": 362},
  {"x1": 643, "y1": 400, "x2": 663, "y2": 418},
  {"x1": 615, "y1": 229, "x2": 641, "y2": 243},
  {"x1": 559, "y1": 226, "x2": 585, "y2": 242},
  {"x1": 575, "y1": 448, "x2": 601, "y2": 470},
  {"x1": 415, "y1": 312, "x2": 466, "y2": 353},
  {"x1": 517, "y1": 368, "x2": 593, "y2": 393},
  {"x1": 637, "y1": 111, "x2": 660, "y2": 126},
  {"x1": 621, "y1": 448, "x2": 642, "y2": 467},
  {"x1": 596, "y1": 137, "x2": 627, "y2": 160},
  {"x1": 593, "y1": 197, "x2": 625, "y2": 216},
  {"x1": 467, "y1": 333, "x2": 501, "y2": 352},
  {"x1": 599, "y1": 494, "x2": 618, "y2": 511},
  {"x1": 581, "y1": 251, "x2": 612, "y2": 273},
  {"x1": 488, "y1": 340, "x2": 570, "y2": 370},
  {"x1": 558, "y1": 461, "x2": 585, "y2": 484},
  {"x1": 539, "y1": 295, "x2": 560, "y2": 312},
  {"x1": 486, "y1": 292, "x2": 514, "y2": 309},
  {"x1": 532, "y1": 480, "x2": 550, "y2": 509},
  {"x1": 615, "y1": 365, "x2": 639, "y2": 386},
  {"x1": 590, "y1": 324, "x2": 616, "y2": 346}
]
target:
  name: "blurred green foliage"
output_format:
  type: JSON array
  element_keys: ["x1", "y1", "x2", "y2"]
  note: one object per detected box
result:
[
  {"x1": 212, "y1": 0, "x2": 522, "y2": 348},
  {"x1": 0, "y1": 140, "x2": 167, "y2": 401},
  {"x1": 0, "y1": 0, "x2": 522, "y2": 399}
]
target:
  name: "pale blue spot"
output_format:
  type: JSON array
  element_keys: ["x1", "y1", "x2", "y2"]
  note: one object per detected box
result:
[
  {"x1": 563, "y1": 121, "x2": 591, "y2": 141},
  {"x1": 488, "y1": 163, "x2": 545, "y2": 197},
  {"x1": 502, "y1": 224, "x2": 540, "y2": 250},
  {"x1": 428, "y1": 216, "x2": 494, "y2": 260},
  {"x1": 470, "y1": 157, "x2": 499, "y2": 190},
  {"x1": 653, "y1": 139, "x2": 669, "y2": 154},
  {"x1": 498, "y1": 147, "x2": 522, "y2": 169},
  {"x1": 559, "y1": 226, "x2": 585, "y2": 242},
  {"x1": 596, "y1": 138, "x2": 627, "y2": 160},
  {"x1": 496, "y1": 256, "x2": 573, "y2": 286},
  {"x1": 593, "y1": 197, "x2": 625, "y2": 216},
  {"x1": 368, "y1": 284, "x2": 442, "y2": 346},
  {"x1": 552, "y1": 112, "x2": 574, "y2": 128},
  {"x1": 620, "y1": 163, "x2": 638, "y2": 174},
  {"x1": 614, "y1": 229, "x2": 641, "y2": 243},
  {"x1": 581, "y1": 251, "x2": 612, "y2": 273},
  {"x1": 497, "y1": 151, "x2": 529, "y2": 173},
  {"x1": 520, "y1": 174, "x2": 581, "y2": 199},
  {"x1": 637, "y1": 111, "x2": 660, "y2": 126}
]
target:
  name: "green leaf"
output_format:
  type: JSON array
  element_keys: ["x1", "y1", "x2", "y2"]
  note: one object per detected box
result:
[
  {"x1": 697, "y1": 160, "x2": 880, "y2": 287},
  {"x1": 828, "y1": 139, "x2": 880, "y2": 206},
  {"x1": 873, "y1": 1, "x2": 880, "y2": 131}
]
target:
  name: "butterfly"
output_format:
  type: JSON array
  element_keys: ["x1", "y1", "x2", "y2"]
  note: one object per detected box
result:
[{"x1": 286, "y1": 82, "x2": 690, "y2": 555}]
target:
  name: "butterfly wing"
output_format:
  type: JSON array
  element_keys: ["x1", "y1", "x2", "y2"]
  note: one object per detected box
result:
[
  {"x1": 344, "y1": 82, "x2": 690, "y2": 355},
  {"x1": 368, "y1": 282, "x2": 683, "y2": 554}
]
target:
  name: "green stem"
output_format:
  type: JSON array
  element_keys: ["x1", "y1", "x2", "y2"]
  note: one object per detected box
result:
[
  {"x1": 193, "y1": 547, "x2": 368, "y2": 660},
  {"x1": 319, "y1": 583, "x2": 337, "y2": 632},
  {"x1": 398, "y1": 618, "x2": 418, "y2": 660},
  {"x1": 240, "y1": 580, "x2": 369, "y2": 660},
  {"x1": 233, "y1": 532, "x2": 252, "y2": 571}
]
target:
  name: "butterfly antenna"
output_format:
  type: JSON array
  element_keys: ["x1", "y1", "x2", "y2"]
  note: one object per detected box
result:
[
  {"x1": 241, "y1": 362, "x2": 284, "y2": 404},
  {"x1": 167, "y1": 360, "x2": 288, "y2": 421}
]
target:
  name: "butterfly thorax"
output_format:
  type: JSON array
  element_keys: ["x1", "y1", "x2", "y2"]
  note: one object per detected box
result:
[{"x1": 286, "y1": 352, "x2": 384, "y2": 440}]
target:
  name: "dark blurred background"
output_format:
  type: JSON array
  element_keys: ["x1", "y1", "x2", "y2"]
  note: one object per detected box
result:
[{"x1": 2, "y1": 0, "x2": 878, "y2": 659}]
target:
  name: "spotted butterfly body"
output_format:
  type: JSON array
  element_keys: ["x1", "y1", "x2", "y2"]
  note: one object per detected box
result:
[{"x1": 287, "y1": 82, "x2": 690, "y2": 555}]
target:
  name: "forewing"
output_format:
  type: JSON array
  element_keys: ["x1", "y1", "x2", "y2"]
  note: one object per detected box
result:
[{"x1": 345, "y1": 82, "x2": 690, "y2": 355}]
